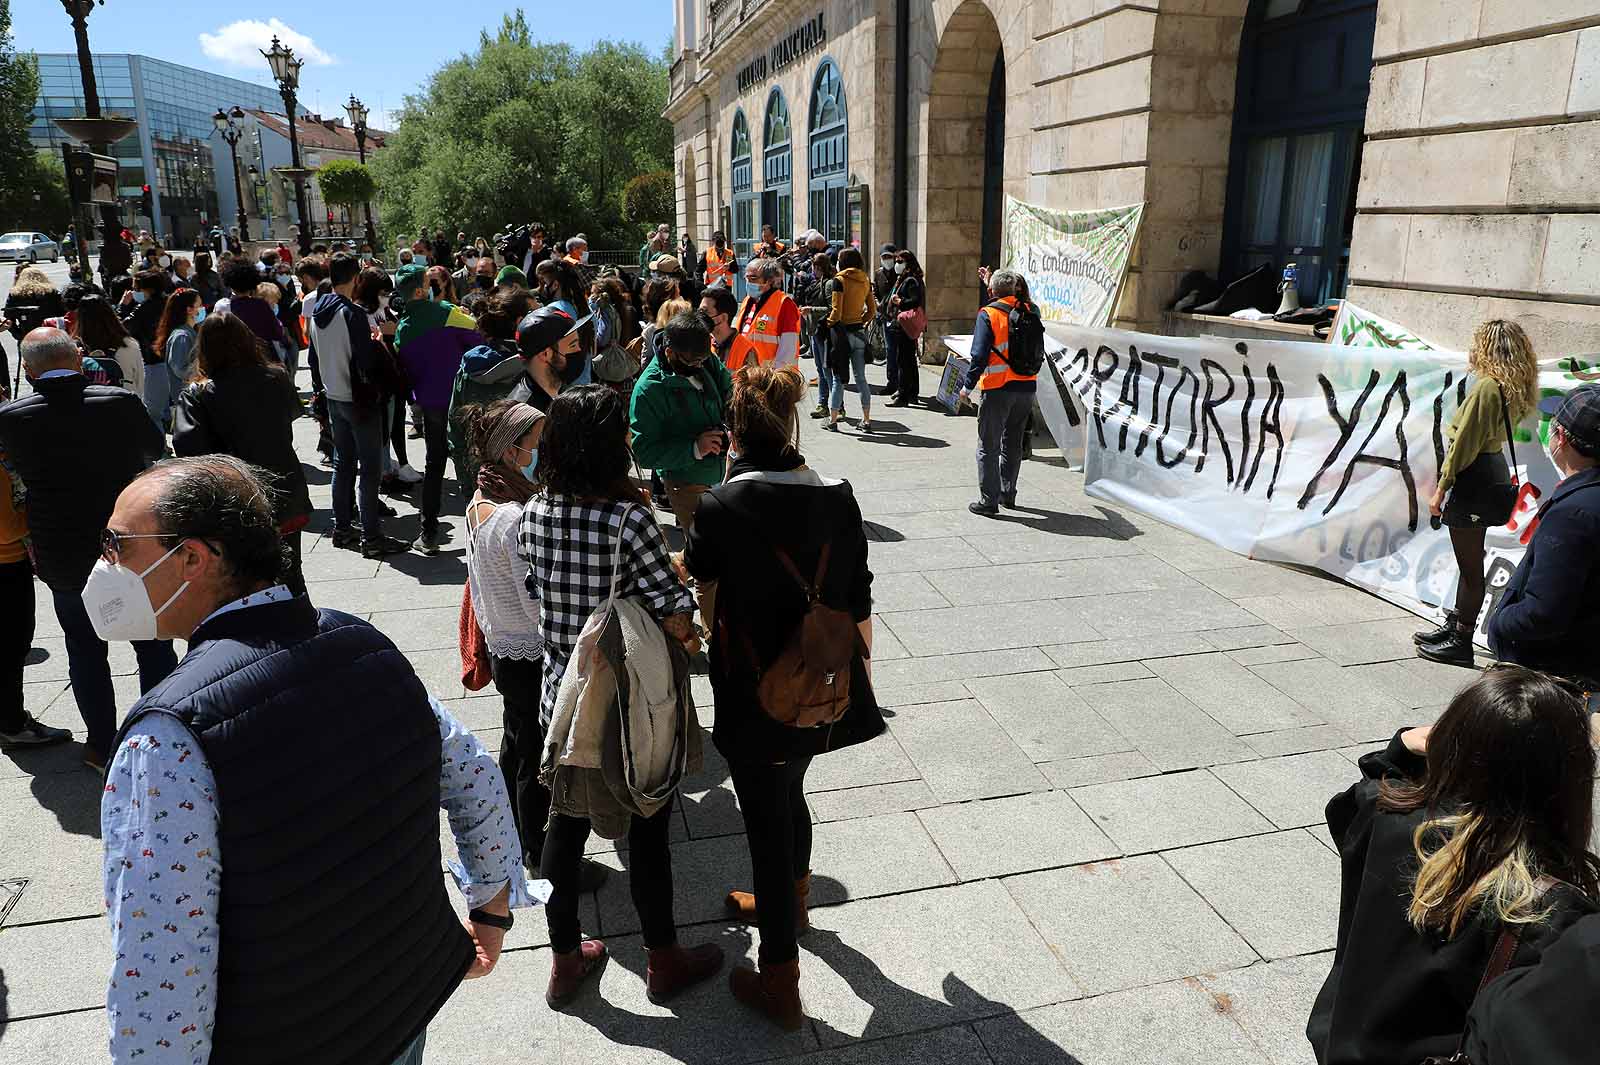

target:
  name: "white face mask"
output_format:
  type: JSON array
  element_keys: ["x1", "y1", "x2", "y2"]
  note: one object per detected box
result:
[
  {"x1": 880, "y1": 257, "x2": 893, "y2": 268},
  {"x1": 158, "y1": 255, "x2": 172, "y2": 268},
  {"x1": 81, "y1": 540, "x2": 190, "y2": 642},
  {"x1": 893, "y1": 262, "x2": 906, "y2": 275},
  {"x1": 464, "y1": 255, "x2": 478, "y2": 268}
]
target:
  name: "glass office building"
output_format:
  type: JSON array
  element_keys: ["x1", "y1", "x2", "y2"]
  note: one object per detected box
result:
[{"x1": 30, "y1": 54, "x2": 284, "y2": 246}]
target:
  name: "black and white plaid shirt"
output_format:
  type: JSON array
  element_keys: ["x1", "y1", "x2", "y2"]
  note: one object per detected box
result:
[{"x1": 518, "y1": 493, "x2": 693, "y2": 726}]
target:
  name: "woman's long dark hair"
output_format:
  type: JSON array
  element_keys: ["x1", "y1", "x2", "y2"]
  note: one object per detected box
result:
[
  {"x1": 155, "y1": 289, "x2": 201, "y2": 356},
  {"x1": 192, "y1": 313, "x2": 272, "y2": 382},
  {"x1": 535, "y1": 385, "x2": 634, "y2": 502},
  {"x1": 1379, "y1": 665, "x2": 1600, "y2": 935},
  {"x1": 894, "y1": 249, "x2": 925, "y2": 278},
  {"x1": 71, "y1": 295, "x2": 130, "y2": 352}
]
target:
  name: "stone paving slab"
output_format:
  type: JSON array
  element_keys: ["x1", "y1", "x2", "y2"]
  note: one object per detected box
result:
[
  {"x1": 884, "y1": 700, "x2": 1050, "y2": 802},
  {"x1": 1071, "y1": 770, "x2": 1275, "y2": 854},
  {"x1": 1073, "y1": 678, "x2": 1257, "y2": 771},
  {"x1": 802, "y1": 881, "x2": 1083, "y2": 1047},
  {"x1": 1003, "y1": 856, "x2": 1258, "y2": 995},
  {"x1": 976, "y1": 980, "x2": 1275, "y2": 1064},
  {"x1": 0, "y1": 916, "x2": 108, "y2": 1018},
  {"x1": 962, "y1": 672, "x2": 1130, "y2": 763},
  {"x1": 1143, "y1": 653, "x2": 1322, "y2": 736},
  {"x1": 1163, "y1": 830, "x2": 1342, "y2": 959},
  {"x1": 1198, "y1": 953, "x2": 1333, "y2": 1065},
  {"x1": 918, "y1": 790, "x2": 1120, "y2": 880},
  {"x1": 1210, "y1": 751, "x2": 1360, "y2": 830},
  {"x1": 1249, "y1": 658, "x2": 1416, "y2": 743}
]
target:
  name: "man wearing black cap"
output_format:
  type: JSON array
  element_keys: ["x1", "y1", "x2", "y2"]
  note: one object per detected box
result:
[
  {"x1": 509, "y1": 305, "x2": 588, "y2": 413},
  {"x1": 1487, "y1": 383, "x2": 1600, "y2": 701},
  {"x1": 872, "y1": 244, "x2": 898, "y2": 370}
]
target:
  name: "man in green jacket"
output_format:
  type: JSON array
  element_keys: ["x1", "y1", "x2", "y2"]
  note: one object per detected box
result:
[{"x1": 630, "y1": 312, "x2": 731, "y2": 622}]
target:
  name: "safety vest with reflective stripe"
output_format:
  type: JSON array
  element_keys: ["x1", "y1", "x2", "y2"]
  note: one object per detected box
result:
[
  {"x1": 704, "y1": 247, "x2": 736, "y2": 287},
  {"x1": 736, "y1": 288, "x2": 796, "y2": 367},
  {"x1": 977, "y1": 296, "x2": 1038, "y2": 391},
  {"x1": 722, "y1": 332, "x2": 762, "y2": 374}
]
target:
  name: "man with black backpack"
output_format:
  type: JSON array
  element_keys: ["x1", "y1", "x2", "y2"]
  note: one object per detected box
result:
[{"x1": 960, "y1": 269, "x2": 1046, "y2": 516}]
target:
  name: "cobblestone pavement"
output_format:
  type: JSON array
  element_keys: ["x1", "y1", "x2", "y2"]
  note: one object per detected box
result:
[{"x1": 0, "y1": 355, "x2": 1481, "y2": 1064}]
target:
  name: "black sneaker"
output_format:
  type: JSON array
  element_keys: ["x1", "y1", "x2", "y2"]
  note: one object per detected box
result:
[
  {"x1": 1417, "y1": 630, "x2": 1476, "y2": 667},
  {"x1": 331, "y1": 528, "x2": 362, "y2": 551},
  {"x1": 418, "y1": 525, "x2": 443, "y2": 556},
  {"x1": 0, "y1": 714, "x2": 72, "y2": 750},
  {"x1": 969, "y1": 501, "x2": 999, "y2": 518},
  {"x1": 362, "y1": 533, "x2": 414, "y2": 559}
]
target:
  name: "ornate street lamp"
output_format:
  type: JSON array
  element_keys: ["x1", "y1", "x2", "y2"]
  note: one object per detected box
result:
[
  {"x1": 213, "y1": 106, "x2": 251, "y2": 241},
  {"x1": 261, "y1": 35, "x2": 313, "y2": 256},
  {"x1": 343, "y1": 94, "x2": 379, "y2": 251},
  {"x1": 55, "y1": 0, "x2": 134, "y2": 285}
]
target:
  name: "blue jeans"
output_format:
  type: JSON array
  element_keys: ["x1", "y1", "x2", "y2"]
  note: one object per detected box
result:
[
  {"x1": 813, "y1": 331, "x2": 832, "y2": 409},
  {"x1": 828, "y1": 328, "x2": 871, "y2": 416},
  {"x1": 328, "y1": 398, "x2": 385, "y2": 537},
  {"x1": 50, "y1": 585, "x2": 177, "y2": 755},
  {"x1": 391, "y1": 1031, "x2": 426, "y2": 1065}
]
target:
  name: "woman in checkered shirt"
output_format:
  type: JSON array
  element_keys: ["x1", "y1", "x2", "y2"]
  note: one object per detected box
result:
[{"x1": 517, "y1": 383, "x2": 723, "y2": 1009}]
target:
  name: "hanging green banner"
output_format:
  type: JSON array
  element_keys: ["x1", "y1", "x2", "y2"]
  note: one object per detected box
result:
[{"x1": 999, "y1": 197, "x2": 1144, "y2": 327}]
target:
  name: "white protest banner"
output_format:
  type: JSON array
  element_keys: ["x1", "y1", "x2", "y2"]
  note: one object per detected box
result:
[
  {"x1": 1048, "y1": 321, "x2": 1593, "y2": 634},
  {"x1": 1000, "y1": 197, "x2": 1143, "y2": 327}
]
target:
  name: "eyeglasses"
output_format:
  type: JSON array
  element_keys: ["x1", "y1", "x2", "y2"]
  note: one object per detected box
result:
[{"x1": 99, "y1": 528, "x2": 172, "y2": 564}]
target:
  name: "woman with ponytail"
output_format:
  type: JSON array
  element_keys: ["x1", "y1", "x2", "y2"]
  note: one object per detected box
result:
[
  {"x1": 681, "y1": 363, "x2": 885, "y2": 1031},
  {"x1": 1308, "y1": 664, "x2": 1600, "y2": 1064}
]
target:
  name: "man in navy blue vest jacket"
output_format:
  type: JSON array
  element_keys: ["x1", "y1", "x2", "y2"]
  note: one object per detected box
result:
[{"x1": 97, "y1": 455, "x2": 541, "y2": 1065}]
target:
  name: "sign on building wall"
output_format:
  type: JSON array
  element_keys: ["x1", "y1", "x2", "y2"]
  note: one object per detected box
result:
[
  {"x1": 1000, "y1": 197, "x2": 1144, "y2": 329},
  {"x1": 736, "y1": 12, "x2": 827, "y2": 93},
  {"x1": 1043, "y1": 318, "x2": 1593, "y2": 636}
]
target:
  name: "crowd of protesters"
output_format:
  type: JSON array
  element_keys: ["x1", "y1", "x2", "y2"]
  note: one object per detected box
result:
[{"x1": 3, "y1": 209, "x2": 1600, "y2": 1065}]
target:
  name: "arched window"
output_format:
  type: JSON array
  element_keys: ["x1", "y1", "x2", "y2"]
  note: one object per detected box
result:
[
  {"x1": 1220, "y1": 0, "x2": 1377, "y2": 304},
  {"x1": 730, "y1": 109, "x2": 755, "y2": 270},
  {"x1": 807, "y1": 59, "x2": 848, "y2": 244},
  {"x1": 761, "y1": 88, "x2": 793, "y2": 244}
]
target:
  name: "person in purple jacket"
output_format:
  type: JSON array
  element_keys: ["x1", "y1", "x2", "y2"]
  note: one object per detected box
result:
[
  {"x1": 393, "y1": 263, "x2": 486, "y2": 554},
  {"x1": 216, "y1": 257, "x2": 287, "y2": 360}
]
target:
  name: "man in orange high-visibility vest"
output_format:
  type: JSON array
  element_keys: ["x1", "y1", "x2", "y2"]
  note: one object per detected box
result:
[
  {"x1": 700, "y1": 285, "x2": 761, "y2": 373},
  {"x1": 732, "y1": 257, "x2": 799, "y2": 371},
  {"x1": 698, "y1": 231, "x2": 738, "y2": 290},
  {"x1": 960, "y1": 268, "x2": 1041, "y2": 517}
]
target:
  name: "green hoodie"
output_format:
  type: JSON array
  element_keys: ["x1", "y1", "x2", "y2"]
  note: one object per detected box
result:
[{"x1": 629, "y1": 353, "x2": 733, "y2": 486}]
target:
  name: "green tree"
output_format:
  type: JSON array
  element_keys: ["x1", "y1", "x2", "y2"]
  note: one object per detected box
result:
[
  {"x1": 0, "y1": 0, "x2": 57, "y2": 233},
  {"x1": 371, "y1": 11, "x2": 672, "y2": 249},
  {"x1": 316, "y1": 159, "x2": 377, "y2": 209},
  {"x1": 622, "y1": 170, "x2": 673, "y2": 228}
]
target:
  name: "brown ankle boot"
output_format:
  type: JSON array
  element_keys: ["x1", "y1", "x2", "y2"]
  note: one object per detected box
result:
[
  {"x1": 646, "y1": 941, "x2": 726, "y2": 1004},
  {"x1": 730, "y1": 958, "x2": 803, "y2": 1031},
  {"x1": 724, "y1": 872, "x2": 813, "y2": 935},
  {"x1": 547, "y1": 939, "x2": 607, "y2": 1009}
]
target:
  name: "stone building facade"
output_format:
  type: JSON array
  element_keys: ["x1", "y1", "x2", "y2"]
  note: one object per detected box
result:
[{"x1": 665, "y1": 0, "x2": 1600, "y2": 355}]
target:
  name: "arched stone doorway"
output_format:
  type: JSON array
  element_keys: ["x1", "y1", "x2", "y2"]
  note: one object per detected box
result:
[{"x1": 919, "y1": 0, "x2": 1005, "y2": 352}]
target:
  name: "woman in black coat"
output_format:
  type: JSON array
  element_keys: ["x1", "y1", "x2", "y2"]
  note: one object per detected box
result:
[
  {"x1": 1308, "y1": 665, "x2": 1600, "y2": 1064},
  {"x1": 171, "y1": 313, "x2": 312, "y2": 595},
  {"x1": 884, "y1": 249, "x2": 925, "y2": 407},
  {"x1": 682, "y1": 363, "x2": 884, "y2": 1032}
]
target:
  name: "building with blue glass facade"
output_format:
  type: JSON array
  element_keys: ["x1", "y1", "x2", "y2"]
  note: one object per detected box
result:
[{"x1": 30, "y1": 54, "x2": 285, "y2": 246}]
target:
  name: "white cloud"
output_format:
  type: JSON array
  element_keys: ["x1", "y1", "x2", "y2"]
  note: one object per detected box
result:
[{"x1": 198, "y1": 19, "x2": 336, "y2": 69}]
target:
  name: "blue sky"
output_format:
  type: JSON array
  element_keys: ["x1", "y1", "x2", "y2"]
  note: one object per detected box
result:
[{"x1": 14, "y1": 3, "x2": 675, "y2": 130}]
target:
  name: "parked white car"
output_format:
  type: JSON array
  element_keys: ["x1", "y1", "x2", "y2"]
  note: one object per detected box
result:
[{"x1": 0, "y1": 232, "x2": 61, "y2": 263}]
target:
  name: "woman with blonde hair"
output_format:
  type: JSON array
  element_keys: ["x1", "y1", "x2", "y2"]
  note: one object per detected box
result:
[
  {"x1": 3, "y1": 266, "x2": 64, "y2": 389},
  {"x1": 1308, "y1": 664, "x2": 1599, "y2": 1063},
  {"x1": 682, "y1": 363, "x2": 884, "y2": 1030},
  {"x1": 1417, "y1": 319, "x2": 1541, "y2": 666}
]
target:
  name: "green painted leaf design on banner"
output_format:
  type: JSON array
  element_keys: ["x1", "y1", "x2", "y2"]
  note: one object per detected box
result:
[{"x1": 999, "y1": 196, "x2": 1144, "y2": 327}]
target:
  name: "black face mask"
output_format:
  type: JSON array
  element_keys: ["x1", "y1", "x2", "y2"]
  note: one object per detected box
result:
[
  {"x1": 475, "y1": 276, "x2": 493, "y2": 289},
  {"x1": 667, "y1": 351, "x2": 707, "y2": 377}
]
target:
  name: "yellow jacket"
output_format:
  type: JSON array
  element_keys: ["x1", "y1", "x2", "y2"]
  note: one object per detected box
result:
[{"x1": 826, "y1": 267, "x2": 877, "y2": 327}]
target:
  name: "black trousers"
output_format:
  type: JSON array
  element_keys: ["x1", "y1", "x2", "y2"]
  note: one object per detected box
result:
[
  {"x1": 889, "y1": 325, "x2": 919, "y2": 401},
  {"x1": 0, "y1": 558, "x2": 34, "y2": 733},
  {"x1": 542, "y1": 797, "x2": 678, "y2": 954},
  {"x1": 491, "y1": 655, "x2": 549, "y2": 866},
  {"x1": 420, "y1": 407, "x2": 448, "y2": 532},
  {"x1": 282, "y1": 530, "x2": 306, "y2": 598},
  {"x1": 385, "y1": 396, "x2": 410, "y2": 468},
  {"x1": 729, "y1": 756, "x2": 813, "y2": 965}
]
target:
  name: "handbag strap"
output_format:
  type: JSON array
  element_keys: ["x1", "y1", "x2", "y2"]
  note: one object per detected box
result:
[
  {"x1": 1497, "y1": 383, "x2": 1520, "y2": 486},
  {"x1": 605, "y1": 502, "x2": 639, "y2": 611}
]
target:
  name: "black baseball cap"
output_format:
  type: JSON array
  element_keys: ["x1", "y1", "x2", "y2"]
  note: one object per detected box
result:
[
  {"x1": 1539, "y1": 383, "x2": 1600, "y2": 456},
  {"x1": 515, "y1": 305, "x2": 591, "y2": 359}
]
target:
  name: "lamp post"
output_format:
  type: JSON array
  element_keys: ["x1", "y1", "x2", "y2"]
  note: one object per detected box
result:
[
  {"x1": 261, "y1": 35, "x2": 312, "y2": 256},
  {"x1": 343, "y1": 94, "x2": 379, "y2": 251},
  {"x1": 56, "y1": 0, "x2": 133, "y2": 286},
  {"x1": 213, "y1": 106, "x2": 250, "y2": 241}
]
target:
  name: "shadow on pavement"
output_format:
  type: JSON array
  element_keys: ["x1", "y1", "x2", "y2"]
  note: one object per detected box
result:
[{"x1": 26, "y1": 760, "x2": 102, "y2": 839}]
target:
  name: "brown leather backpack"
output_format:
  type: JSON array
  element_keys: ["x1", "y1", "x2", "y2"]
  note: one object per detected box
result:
[{"x1": 743, "y1": 542, "x2": 861, "y2": 728}]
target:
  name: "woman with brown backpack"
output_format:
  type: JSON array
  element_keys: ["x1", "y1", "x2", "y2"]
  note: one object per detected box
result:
[{"x1": 681, "y1": 363, "x2": 886, "y2": 1030}]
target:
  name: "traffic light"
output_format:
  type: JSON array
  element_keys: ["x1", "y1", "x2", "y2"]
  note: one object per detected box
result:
[{"x1": 140, "y1": 184, "x2": 153, "y2": 217}]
